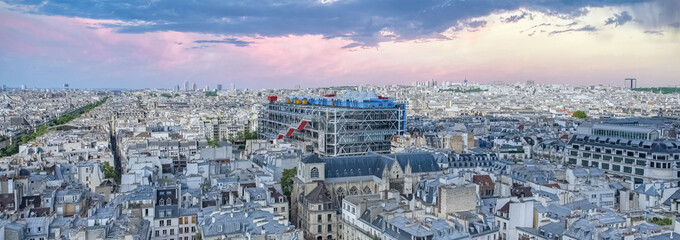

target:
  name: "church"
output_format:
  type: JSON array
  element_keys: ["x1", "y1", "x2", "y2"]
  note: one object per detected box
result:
[{"x1": 290, "y1": 152, "x2": 441, "y2": 240}]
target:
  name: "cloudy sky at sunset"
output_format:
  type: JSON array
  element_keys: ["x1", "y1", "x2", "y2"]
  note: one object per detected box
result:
[{"x1": 1, "y1": 0, "x2": 678, "y2": 89}]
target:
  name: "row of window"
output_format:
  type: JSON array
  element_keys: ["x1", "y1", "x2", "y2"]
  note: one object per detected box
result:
[
  {"x1": 574, "y1": 153, "x2": 674, "y2": 169},
  {"x1": 159, "y1": 209, "x2": 174, "y2": 217},
  {"x1": 572, "y1": 145, "x2": 678, "y2": 160},
  {"x1": 317, "y1": 213, "x2": 333, "y2": 223},
  {"x1": 178, "y1": 216, "x2": 196, "y2": 225},
  {"x1": 317, "y1": 224, "x2": 333, "y2": 233},
  {"x1": 154, "y1": 227, "x2": 196, "y2": 237},
  {"x1": 581, "y1": 160, "x2": 645, "y2": 176}
]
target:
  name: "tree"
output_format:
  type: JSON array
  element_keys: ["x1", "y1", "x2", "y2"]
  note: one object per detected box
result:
[
  {"x1": 572, "y1": 110, "x2": 587, "y2": 119},
  {"x1": 102, "y1": 162, "x2": 117, "y2": 179},
  {"x1": 228, "y1": 130, "x2": 258, "y2": 143},
  {"x1": 281, "y1": 167, "x2": 296, "y2": 197},
  {"x1": 207, "y1": 139, "x2": 220, "y2": 147}
]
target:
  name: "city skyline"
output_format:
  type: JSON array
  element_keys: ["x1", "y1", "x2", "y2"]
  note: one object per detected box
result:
[{"x1": 1, "y1": 0, "x2": 679, "y2": 89}]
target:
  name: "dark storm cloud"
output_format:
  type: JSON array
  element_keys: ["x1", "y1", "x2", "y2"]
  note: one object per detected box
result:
[
  {"x1": 643, "y1": 30, "x2": 664, "y2": 35},
  {"x1": 4, "y1": 0, "x2": 656, "y2": 45},
  {"x1": 194, "y1": 38, "x2": 253, "y2": 47},
  {"x1": 605, "y1": 11, "x2": 633, "y2": 26},
  {"x1": 549, "y1": 25, "x2": 597, "y2": 35},
  {"x1": 502, "y1": 11, "x2": 533, "y2": 23}
]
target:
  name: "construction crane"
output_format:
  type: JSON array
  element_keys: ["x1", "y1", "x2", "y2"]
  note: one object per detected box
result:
[{"x1": 625, "y1": 78, "x2": 637, "y2": 89}]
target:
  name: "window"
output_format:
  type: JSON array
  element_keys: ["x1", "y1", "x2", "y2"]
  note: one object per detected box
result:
[
  {"x1": 328, "y1": 214, "x2": 332, "y2": 221},
  {"x1": 155, "y1": 231, "x2": 159, "y2": 237},
  {"x1": 328, "y1": 224, "x2": 332, "y2": 232},
  {"x1": 179, "y1": 218, "x2": 183, "y2": 224},
  {"x1": 311, "y1": 167, "x2": 319, "y2": 178},
  {"x1": 170, "y1": 229, "x2": 174, "y2": 235},
  {"x1": 192, "y1": 216, "x2": 196, "y2": 223},
  {"x1": 635, "y1": 168, "x2": 644, "y2": 176},
  {"x1": 167, "y1": 220, "x2": 171, "y2": 226},
  {"x1": 318, "y1": 225, "x2": 322, "y2": 233},
  {"x1": 160, "y1": 221, "x2": 164, "y2": 227},
  {"x1": 318, "y1": 214, "x2": 322, "y2": 222}
]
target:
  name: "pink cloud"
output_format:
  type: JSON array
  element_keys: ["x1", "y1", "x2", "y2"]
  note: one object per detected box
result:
[{"x1": 1, "y1": 5, "x2": 678, "y2": 88}]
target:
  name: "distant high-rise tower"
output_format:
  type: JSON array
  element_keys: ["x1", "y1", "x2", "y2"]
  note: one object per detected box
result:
[
  {"x1": 230, "y1": 83, "x2": 235, "y2": 91},
  {"x1": 192, "y1": 83, "x2": 197, "y2": 91},
  {"x1": 20, "y1": 84, "x2": 26, "y2": 90},
  {"x1": 217, "y1": 84, "x2": 223, "y2": 91},
  {"x1": 63, "y1": 83, "x2": 69, "y2": 91},
  {"x1": 184, "y1": 81, "x2": 189, "y2": 91},
  {"x1": 175, "y1": 85, "x2": 180, "y2": 91},
  {"x1": 1, "y1": 85, "x2": 5, "y2": 91},
  {"x1": 625, "y1": 78, "x2": 637, "y2": 89}
]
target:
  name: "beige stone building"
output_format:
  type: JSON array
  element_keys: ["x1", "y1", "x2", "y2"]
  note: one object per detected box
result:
[{"x1": 291, "y1": 153, "x2": 441, "y2": 240}]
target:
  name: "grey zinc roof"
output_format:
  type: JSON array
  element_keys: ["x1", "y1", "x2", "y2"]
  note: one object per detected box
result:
[
  {"x1": 323, "y1": 153, "x2": 440, "y2": 179},
  {"x1": 649, "y1": 233, "x2": 680, "y2": 240},
  {"x1": 305, "y1": 183, "x2": 332, "y2": 204},
  {"x1": 200, "y1": 210, "x2": 290, "y2": 238},
  {"x1": 540, "y1": 221, "x2": 566, "y2": 236},
  {"x1": 394, "y1": 153, "x2": 440, "y2": 173},
  {"x1": 324, "y1": 154, "x2": 391, "y2": 178},
  {"x1": 564, "y1": 199, "x2": 597, "y2": 211},
  {"x1": 663, "y1": 189, "x2": 680, "y2": 206},
  {"x1": 301, "y1": 154, "x2": 324, "y2": 163}
]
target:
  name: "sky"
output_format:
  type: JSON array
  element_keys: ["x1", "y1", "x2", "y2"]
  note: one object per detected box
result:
[{"x1": 0, "y1": 0, "x2": 678, "y2": 89}]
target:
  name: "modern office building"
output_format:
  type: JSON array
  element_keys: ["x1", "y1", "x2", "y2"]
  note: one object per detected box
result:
[
  {"x1": 567, "y1": 124, "x2": 680, "y2": 184},
  {"x1": 258, "y1": 91, "x2": 406, "y2": 157}
]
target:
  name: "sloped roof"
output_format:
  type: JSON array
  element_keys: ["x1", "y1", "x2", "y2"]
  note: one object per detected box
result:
[
  {"x1": 305, "y1": 182, "x2": 332, "y2": 204},
  {"x1": 472, "y1": 175, "x2": 494, "y2": 187},
  {"x1": 394, "y1": 153, "x2": 440, "y2": 173},
  {"x1": 324, "y1": 154, "x2": 390, "y2": 178},
  {"x1": 302, "y1": 154, "x2": 324, "y2": 164}
]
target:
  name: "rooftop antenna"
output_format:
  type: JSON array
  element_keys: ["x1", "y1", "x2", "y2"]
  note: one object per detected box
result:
[{"x1": 624, "y1": 78, "x2": 637, "y2": 89}]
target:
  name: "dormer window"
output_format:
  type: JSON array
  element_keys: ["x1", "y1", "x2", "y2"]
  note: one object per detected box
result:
[{"x1": 311, "y1": 167, "x2": 319, "y2": 178}]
